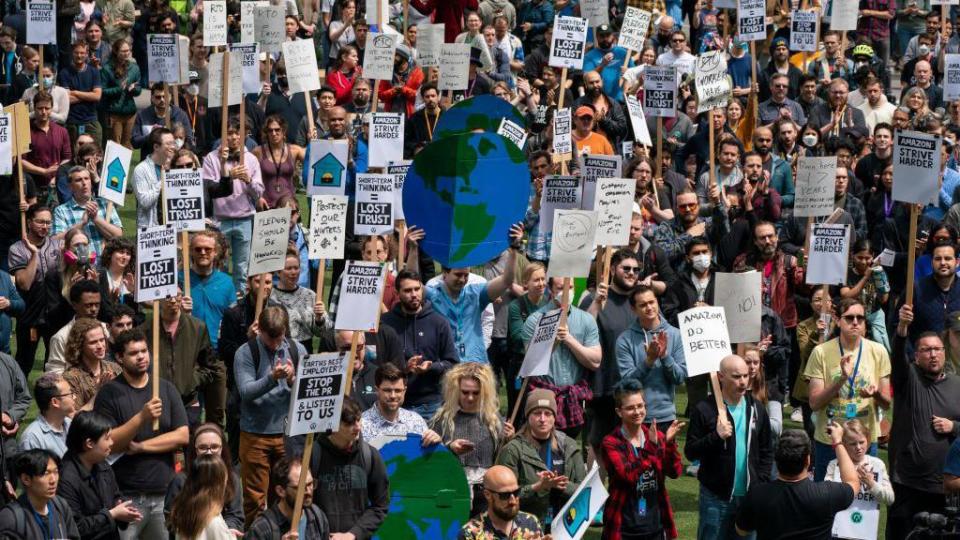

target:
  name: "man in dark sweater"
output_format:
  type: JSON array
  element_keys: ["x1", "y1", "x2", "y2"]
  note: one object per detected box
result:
[
  {"x1": 905, "y1": 243, "x2": 960, "y2": 343},
  {"x1": 246, "y1": 456, "x2": 330, "y2": 540},
  {"x1": 887, "y1": 304, "x2": 960, "y2": 540}
]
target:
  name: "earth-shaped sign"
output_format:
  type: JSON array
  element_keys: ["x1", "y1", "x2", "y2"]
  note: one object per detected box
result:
[
  {"x1": 402, "y1": 131, "x2": 530, "y2": 268},
  {"x1": 433, "y1": 95, "x2": 527, "y2": 140},
  {"x1": 369, "y1": 434, "x2": 470, "y2": 540}
]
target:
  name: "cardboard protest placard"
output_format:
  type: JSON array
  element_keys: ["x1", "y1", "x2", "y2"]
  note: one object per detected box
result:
[
  {"x1": 737, "y1": 0, "x2": 766, "y2": 41},
  {"x1": 163, "y1": 168, "x2": 205, "y2": 232},
  {"x1": 832, "y1": 464, "x2": 882, "y2": 539},
  {"x1": 551, "y1": 464, "x2": 609, "y2": 540},
  {"x1": 203, "y1": 0, "x2": 228, "y2": 47},
  {"x1": 893, "y1": 130, "x2": 942, "y2": 204},
  {"x1": 695, "y1": 50, "x2": 731, "y2": 114},
  {"x1": 4, "y1": 102, "x2": 29, "y2": 154},
  {"x1": 793, "y1": 156, "x2": 838, "y2": 217},
  {"x1": 334, "y1": 261, "x2": 386, "y2": 331},
  {"x1": 547, "y1": 210, "x2": 597, "y2": 278},
  {"x1": 365, "y1": 0, "x2": 388, "y2": 25},
  {"x1": 622, "y1": 141, "x2": 634, "y2": 160},
  {"x1": 946, "y1": 55, "x2": 960, "y2": 102},
  {"x1": 307, "y1": 140, "x2": 349, "y2": 196},
  {"x1": 207, "y1": 51, "x2": 243, "y2": 107},
  {"x1": 594, "y1": 177, "x2": 635, "y2": 246},
  {"x1": 230, "y1": 43, "x2": 262, "y2": 94},
  {"x1": 790, "y1": 11, "x2": 818, "y2": 52},
  {"x1": 136, "y1": 225, "x2": 178, "y2": 302},
  {"x1": 26, "y1": 0, "x2": 56, "y2": 44},
  {"x1": 417, "y1": 24, "x2": 445, "y2": 68},
  {"x1": 363, "y1": 33, "x2": 399, "y2": 81},
  {"x1": 388, "y1": 161, "x2": 411, "y2": 221},
  {"x1": 308, "y1": 195, "x2": 348, "y2": 259},
  {"x1": 830, "y1": 0, "x2": 858, "y2": 31},
  {"x1": 714, "y1": 272, "x2": 761, "y2": 343},
  {"x1": 624, "y1": 95, "x2": 653, "y2": 146},
  {"x1": 368, "y1": 113, "x2": 404, "y2": 167},
  {"x1": 148, "y1": 34, "x2": 181, "y2": 84},
  {"x1": 439, "y1": 43, "x2": 471, "y2": 91},
  {"x1": 255, "y1": 5, "x2": 286, "y2": 54},
  {"x1": 98, "y1": 141, "x2": 132, "y2": 207},
  {"x1": 580, "y1": 154, "x2": 622, "y2": 210},
  {"x1": 282, "y1": 40, "x2": 322, "y2": 94},
  {"x1": 679, "y1": 306, "x2": 732, "y2": 377},
  {"x1": 0, "y1": 114, "x2": 12, "y2": 175},
  {"x1": 643, "y1": 66, "x2": 677, "y2": 117},
  {"x1": 549, "y1": 16, "x2": 588, "y2": 70},
  {"x1": 497, "y1": 119, "x2": 527, "y2": 149},
  {"x1": 807, "y1": 224, "x2": 850, "y2": 285},
  {"x1": 553, "y1": 108, "x2": 572, "y2": 157},
  {"x1": 618, "y1": 7, "x2": 652, "y2": 52},
  {"x1": 241, "y1": 0, "x2": 269, "y2": 43},
  {"x1": 579, "y1": 0, "x2": 608, "y2": 27},
  {"x1": 248, "y1": 207, "x2": 293, "y2": 276},
  {"x1": 539, "y1": 176, "x2": 582, "y2": 234},
  {"x1": 518, "y1": 308, "x2": 562, "y2": 378},
  {"x1": 286, "y1": 352, "x2": 350, "y2": 436},
  {"x1": 354, "y1": 174, "x2": 394, "y2": 235}
]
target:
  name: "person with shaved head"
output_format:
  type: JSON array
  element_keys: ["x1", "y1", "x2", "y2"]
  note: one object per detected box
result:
[
  {"x1": 458, "y1": 465, "x2": 545, "y2": 539},
  {"x1": 685, "y1": 355, "x2": 773, "y2": 540}
]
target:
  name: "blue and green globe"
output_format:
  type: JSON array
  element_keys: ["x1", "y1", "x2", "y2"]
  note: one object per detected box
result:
[
  {"x1": 402, "y1": 132, "x2": 530, "y2": 268},
  {"x1": 433, "y1": 95, "x2": 527, "y2": 140}
]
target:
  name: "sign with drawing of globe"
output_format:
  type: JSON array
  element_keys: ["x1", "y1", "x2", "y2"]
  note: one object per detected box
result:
[
  {"x1": 402, "y1": 132, "x2": 530, "y2": 268},
  {"x1": 433, "y1": 95, "x2": 527, "y2": 140}
]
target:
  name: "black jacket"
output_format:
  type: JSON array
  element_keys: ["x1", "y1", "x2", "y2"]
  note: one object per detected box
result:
[
  {"x1": 246, "y1": 503, "x2": 329, "y2": 540},
  {"x1": 684, "y1": 394, "x2": 774, "y2": 499},
  {"x1": 0, "y1": 494, "x2": 80, "y2": 539},
  {"x1": 309, "y1": 436, "x2": 389, "y2": 539},
  {"x1": 381, "y1": 300, "x2": 459, "y2": 407},
  {"x1": 219, "y1": 295, "x2": 256, "y2": 389},
  {"x1": 57, "y1": 452, "x2": 122, "y2": 540}
]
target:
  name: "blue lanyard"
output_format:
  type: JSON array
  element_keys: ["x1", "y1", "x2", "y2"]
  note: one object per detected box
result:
[
  {"x1": 545, "y1": 442, "x2": 553, "y2": 471},
  {"x1": 622, "y1": 426, "x2": 644, "y2": 460},
  {"x1": 838, "y1": 340, "x2": 863, "y2": 399},
  {"x1": 30, "y1": 501, "x2": 55, "y2": 540}
]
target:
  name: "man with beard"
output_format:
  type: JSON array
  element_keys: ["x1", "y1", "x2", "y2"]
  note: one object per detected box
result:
[
  {"x1": 855, "y1": 123, "x2": 895, "y2": 193},
  {"x1": 905, "y1": 243, "x2": 960, "y2": 341},
  {"x1": 405, "y1": 83, "x2": 443, "y2": 157},
  {"x1": 381, "y1": 269, "x2": 459, "y2": 420},
  {"x1": 751, "y1": 127, "x2": 794, "y2": 208},
  {"x1": 649, "y1": 16, "x2": 676, "y2": 56},
  {"x1": 458, "y1": 465, "x2": 544, "y2": 539},
  {"x1": 246, "y1": 457, "x2": 330, "y2": 539},
  {"x1": 94, "y1": 329, "x2": 190, "y2": 539},
  {"x1": 857, "y1": 77, "x2": 897, "y2": 134},
  {"x1": 759, "y1": 37, "x2": 803, "y2": 102},
  {"x1": 345, "y1": 79, "x2": 372, "y2": 133},
  {"x1": 892, "y1": 305, "x2": 960, "y2": 539},
  {"x1": 582, "y1": 24, "x2": 633, "y2": 101},
  {"x1": 733, "y1": 221, "x2": 805, "y2": 333},
  {"x1": 759, "y1": 73, "x2": 807, "y2": 128},
  {"x1": 184, "y1": 230, "x2": 236, "y2": 353},
  {"x1": 574, "y1": 71, "x2": 628, "y2": 148},
  {"x1": 653, "y1": 189, "x2": 730, "y2": 269},
  {"x1": 731, "y1": 152, "x2": 782, "y2": 223},
  {"x1": 808, "y1": 79, "x2": 868, "y2": 141}
]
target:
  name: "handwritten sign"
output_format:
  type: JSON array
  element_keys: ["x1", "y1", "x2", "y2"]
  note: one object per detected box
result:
[
  {"x1": 241, "y1": 0, "x2": 269, "y2": 43},
  {"x1": 136, "y1": 225, "x2": 178, "y2": 302},
  {"x1": 540, "y1": 176, "x2": 581, "y2": 235},
  {"x1": 255, "y1": 5, "x2": 285, "y2": 54},
  {"x1": 286, "y1": 352, "x2": 350, "y2": 436},
  {"x1": 547, "y1": 209, "x2": 597, "y2": 278},
  {"x1": 580, "y1": 154, "x2": 621, "y2": 210},
  {"x1": 248, "y1": 207, "x2": 292, "y2": 276},
  {"x1": 26, "y1": 0, "x2": 56, "y2": 44},
  {"x1": 594, "y1": 178, "x2": 635, "y2": 247},
  {"x1": 737, "y1": 0, "x2": 766, "y2": 41},
  {"x1": 203, "y1": 0, "x2": 228, "y2": 47},
  {"x1": 308, "y1": 195, "x2": 348, "y2": 259},
  {"x1": 793, "y1": 156, "x2": 838, "y2": 217},
  {"x1": 363, "y1": 32, "x2": 398, "y2": 81},
  {"x1": 549, "y1": 16, "x2": 588, "y2": 70},
  {"x1": 790, "y1": 11, "x2": 818, "y2": 52},
  {"x1": 207, "y1": 51, "x2": 243, "y2": 107},
  {"x1": 679, "y1": 306, "x2": 732, "y2": 377},
  {"x1": 579, "y1": 0, "x2": 608, "y2": 27},
  {"x1": 368, "y1": 113, "x2": 404, "y2": 167},
  {"x1": 893, "y1": 130, "x2": 942, "y2": 204},
  {"x1": 695, "y1": 50, "x2": 730, "y2": 114},
  {"x1": 624, "y1": 95, "x2": 652, "y2": 146},
  {"x1": 163, "y1": 168, "x2": 205, "y2": 232},
  {"x1": 417, "y1": 23, "x2": 445, "y2": 68},
  {"x1": 807, "y1": 224, "x2": 850, "y2": 285},
  {"x1": 439, "y1": 43, "x2": 470, "y2": 91},
  {"x1": 831, "y1": 0, "x2": 858, "y2": 31},
  {"x1": 714, "y1": 272, "x2": 761, "y2": 343},
  {"x1": 282, "y1": 40, "x2": 322, "y2": 94},
  {"x1": 618, "y1": 7, "x2": 651, "y2": 52},
  {"x1": 643, "y1": 66, "x2": 677, "y2": 118},
  {"x1": 518, "y1": 308, "x2": 562, "y2": 378},
  {"x1": 354, "y1": 174, "x2": 394, "y2": 235},
  {"x1": 148, "y1": 34, "x2": 181, "y2": 84},
  {"x1": 334, "y1": 261, "x2": 386, "y2": 331}
]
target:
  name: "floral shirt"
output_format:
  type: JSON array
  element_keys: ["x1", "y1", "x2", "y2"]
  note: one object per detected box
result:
[
  {"x1": 458, "y1": 511, "x2": 543, "y2": 540},
  {"x1": 63, "y1": 360, "x2": 122, "y2": 409}
]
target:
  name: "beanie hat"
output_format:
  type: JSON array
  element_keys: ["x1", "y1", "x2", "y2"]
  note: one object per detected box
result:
[{"x1": 525, "y1": 389, "x2": 558, "y2": 418}]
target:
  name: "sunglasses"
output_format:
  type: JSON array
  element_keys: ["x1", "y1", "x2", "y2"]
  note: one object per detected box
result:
[
  {"x1": 486, "y1": 488, "x2": 521, "y2": 501},
  {"x1": 842, "y1": 314, "x2": 865, "y2": 323},
  {"x1": 620, "y1": 266, "x2": 641, "y2": 274}
]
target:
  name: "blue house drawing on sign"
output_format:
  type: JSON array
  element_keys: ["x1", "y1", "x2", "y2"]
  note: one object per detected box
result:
[
  {"x1": 562, "y1": 485, "x2": 591, "y2": 536},
  {"x1": 313, "y1": 152, "x2": 345, "y2": 188},
  {"x1": 106, "y1": 158, "x2": 126, "y2": 194}
]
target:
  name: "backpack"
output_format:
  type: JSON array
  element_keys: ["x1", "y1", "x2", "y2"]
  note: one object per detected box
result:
[
  {"x1": 248, "y1": 337, "x2": 302, "y2": 374},
  {"x1": 7, "y1": 496, "x2": 71, "y2": 538}
]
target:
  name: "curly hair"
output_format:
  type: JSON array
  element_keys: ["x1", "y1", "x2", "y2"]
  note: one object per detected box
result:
[
  {"x1": 65, "y1": 318, "x2": 105, "y2": 368},
  {"x1": 100, "y1": 237, "x2": 136, "y2": 274},
  {"x1": 430, "y1": 363, "x2": 503, "y2": 447}
]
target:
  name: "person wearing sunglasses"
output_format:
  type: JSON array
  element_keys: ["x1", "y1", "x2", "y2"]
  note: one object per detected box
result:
[
  {"x1": 805, "y1": 297, "x2": 892, "y2": 482},
  {"x1": 459, "y1": 465, "x2": 545, "y2": 539}
]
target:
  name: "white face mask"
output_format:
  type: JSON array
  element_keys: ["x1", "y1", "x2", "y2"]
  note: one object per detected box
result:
[
  {"x1": 919, "y1": 44, "x2": 931, "y2": 57},
  {"x1": 175, "y1": 138, "x2": 185, "y2": 149},
  {"x1": 803, "y1": 134, "x2": 818, "y2": 147},
  {"x1": 691, "y1": 254, "x2": 711, "y2": 272},
  {"x1": 186, "y1": 84, "x2": 199, "y2": 96}
]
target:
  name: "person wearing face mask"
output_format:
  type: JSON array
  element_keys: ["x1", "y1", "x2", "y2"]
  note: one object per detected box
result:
[
  {"x1": 178, "y1": 71, "x2": 212, "y2": 155},
  {"x1": 131, "y1": 84, "x2": 194, "y2": 151}
]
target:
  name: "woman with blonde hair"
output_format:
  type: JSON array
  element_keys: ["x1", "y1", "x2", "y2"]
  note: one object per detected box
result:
[
  {"x1": 429, "y1": 362, "x2": 515, "y2": 515},
  {"x1": 169, "y1": 454, "x2": 233, "y2": 539}
]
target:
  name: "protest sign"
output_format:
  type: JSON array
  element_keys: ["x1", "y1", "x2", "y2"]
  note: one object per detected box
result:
[
  {"x1": 832, "y1": 466, "x2": 882, "y2": 539},
  {"x1": 893, "y1": 130, "x2": 942, "y2": 204},
  {"x1": 334, "y1": 261, "x2": 386, "y2": 331},
  {"x1": 98, "y1": 141, "x2": 132, "y2": 207},
  {"x1": 594, "y1": 178, "x2": 635, "y2": 246},
  {"x1": 793, "y1": 156, "x2": 838, "y2": 217},
  {"x1": 714, "y1": 0, "x2": 736, "y2": 6},
  {"x1": 203, "y1": 0, "x2": 228, "y2": 46},
  {"x1": 439, "y1": 43, "x2": 470, "y2": 91},
  {"x1": 553, "y1": 108, "x2": 572, "y2": 157},
  {"x1": 365, "y1": 0, "x2": 388, "y2": 25},
  {"x1": 737, "y1": 0, "x2": 766, "y2": 41},
  {"x1": 136, "y1": 225, "x2": 178, "y2": 302},
  {"x1": 178, "y1": 35, "x2": 190, "y2": 84},
  {"x1": 946, "y1": 55, "x2": 960, "y2": 102},
  {"x1": 518, "y1": 308, "x2": 562, "y2": 378},
  {"x1": 497, "y1": 118, "x2": 527, "y2": 149},
  {"x1": 643, "y1": 66, "x2": 677, "y2": 117},
  {"x1": 679, "y1": 306, "x2": 732, "y2": 377},
  {"x1": 163, "y1": 168, "x2": 205, "y2": 232},
  {"x1": 549, "y1": 16, "x2": 588, "y2": 70},
  {"x1": 231, "y1": 43, "x2": 261, "y2": 94},
  {"x1": 363, "y1": 33, "x2": 398, "y2": 81},
  {"x1": 308, "y1": 195, "x2": 348, "y2": 259},
  {"x1": 307, "y1": 139, "x2": 349, "y2": 196},
  {"x1": 207, "y1": 51, "x2": 243, "y2": 107},
  {"x1": 695, "y1": 50, "x2": 731, "y2": 114},
  {"x1": 790, "y1": 11, "x2": 818, "y2": 52},
  {"x1": 248, "y1": 207, "x2": 293, "y2": 276},
  {"x1": 878, "y1": 248, "x2": 896, "y2": 267},
  {"x1": 286, "y1": 352, "x2": 350, "y2": 436},
  {"x1": 282, "y1": 40, "x2": 322, "y2": 93},
  {"x1": 807, "y1": 224, "x2": 850, "y2": 285},
  {"x1": 831, "y1": 0, "x2": 858, "y2": 31},
  {"x1": 547, "y1": 210, "x2": 597, "y2": 278},
  {"x1": 714, "y1": 272, "x2": 761, "y2": 343},
  {"x1": 551, "y1": 464, "x2": 609, "y2": 540},
  {"x1": 241, "y1": 1, "x2": 269, "y2": 43},
  {"x1": 388, "y1": 161, "x2": 411, "y2": 221},
  {"x1": 368, "y1": 113, "x2": 404, "y2": 167},
  {"x1": 540, "y1": 176, "x2": 582, "y2": 234},
  {"x1": 0, "y1": 114, "x2": 11, "y2": 175},
  {"x1": 933, "y1": 0, "x2": 960, "y2": 4},
  {"x1": 4, "y1": 102, "x2": 29, "y2": 155},
  {"x1": 624, "y1": 95, "x2": 653, "y2": 146},
  {"x1": 579, "y1": 0, "x2": 608, "y2": 26},
  {"x1": 255, "y1": 5, "x2": 285, "y2": 53},
  {"x1": 148, "y1": 34, "x2": 181, "y2": 84},
  {"x1": 618, "y1": 7, "x2": 652, "y2": 51},
  {"x1": 580, "y1": 154, "x2": 622, "y2": 210},
  {"x1": 354, "y1": 174, "x2": 394, "y2": 235},
  {"x1": 417, "y1": 24, "x2": 445, "y2": 68},
  {"x1": 26, "y1": 0, "x2": 56, "y2": 44},
  {"x1": 622, "y1": 141, "x2": 634, "y2": 160}
]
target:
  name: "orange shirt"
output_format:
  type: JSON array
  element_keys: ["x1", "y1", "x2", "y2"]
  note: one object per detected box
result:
[{"x1": 573, "y1": 131, "x2": 615, "y2": 155}]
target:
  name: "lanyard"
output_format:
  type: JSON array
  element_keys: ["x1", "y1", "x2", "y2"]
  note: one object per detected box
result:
[
  {"x1": 545, "y1": 441, "x2": 553, "y2": 471},
  {"x1": 30, "y1": 501, "x2": 55, "y2": 540},
  {"x1": 424, "y1": 111, "x2": 439, "y2": 141},
  {"x1": 838, "y1": 339, "x2": 863, "y2": 399},
  {"x1": 622, "y1": 426, "x2": 646, "y2": 459}
]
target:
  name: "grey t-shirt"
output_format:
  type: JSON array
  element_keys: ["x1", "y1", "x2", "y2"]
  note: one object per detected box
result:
[{"x1": 8, "y1": 237, "x2": 62, "y2": 288}]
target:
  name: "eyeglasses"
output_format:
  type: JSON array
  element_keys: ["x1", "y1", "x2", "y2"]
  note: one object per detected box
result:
[
  {"x1": 841, "y1": 314, "x2": 866, "y2": 323},
  {"x1": 266, "y1": 127, "x2": 282, "y2": 133},
  {"x1": 197, "y1": 444, "x2": 222, "y2": 453},
  {"x1": 32, "y1": 219, "x2": 52, "y2": 226},
  {"x1": 772, "y1": 84, "x2": 788, "y2": 89},
  {"x1": 671, "y1": 38, "x2": 685, "y2": 43},
  {"x1": 486, "y1": 488, "x2": 521, "y2": 501},
  {"x1": 619, "y1": 266, "x2": 641, "y2": 274},
  {"x1": 918, "y1": 346, "x2": 945, "y2": 355},
  {"x1": 193, "y1": 247, "x2": 214, "y2": 253},
  {"x1": 54, "y1": 391, "x2": 75, "y2": 398}
]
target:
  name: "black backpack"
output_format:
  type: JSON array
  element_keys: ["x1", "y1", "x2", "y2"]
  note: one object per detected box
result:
[{"x1": 247, "y1": 337, "x2": 302, "y2": 373}]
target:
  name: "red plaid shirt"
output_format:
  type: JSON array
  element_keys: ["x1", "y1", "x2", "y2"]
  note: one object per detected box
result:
[
  {"x1": 600, "y1": 424, "x2": 682, "y2": 540},
  {"x1": 858, "y1": 0, "x2": 896, "y2": 41},
  {"x1": 527, "y1": 378, "x2": 593, "y2": 430}
]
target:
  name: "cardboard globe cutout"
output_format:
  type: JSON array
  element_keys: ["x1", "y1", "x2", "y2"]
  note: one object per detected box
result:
[{"x1": 433, "y1": 95, "x2": 527, "y2": 140}]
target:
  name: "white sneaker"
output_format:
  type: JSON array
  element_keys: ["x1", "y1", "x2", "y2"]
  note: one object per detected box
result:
[{"x1": 790, "y1": 409, "x2": 803, "y2": 423}]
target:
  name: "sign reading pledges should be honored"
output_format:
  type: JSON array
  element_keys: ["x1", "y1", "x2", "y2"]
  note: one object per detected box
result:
[
  {"x1": 807, "y1": 223, "x2": 850, "y2": 285},
  {"x1": 335, "y1": 261, "x2": 386, "y2": 331},
  {"x1": 203, "y1": 0, "x2": 228, "y2": 46},
  {"x1": 618, "y1": 7, "x2": 651, "y2": 52},
  {"x1": 368, "y1": 113, "x2": 404, "y2": 167},
  {"x1": 737, "y1": 0, "x2": 766, "y2": 41},
  {"x1": 136, "y1": 225, "x2": 178, "y2": 302},
  {"x1": 679, "y1": 306, "x2": 732, "y2": 377},
  {"x1": 519, "y1": 308, "x2": 562, "y2": 378},
  {"x1": 148, "y1": 34, "x2": 181, "y2": 84},
  {"x1": 714, "y1": 272, "x2": 761, "y2": 343},
  {"x1": 308, "y1": 195, "x2": 348, "y2": 259},
  {"x1": 643, "y1": 66, "x2": 677, "y2": 117},
  {"x1": 695, "y1": 50, "x2": 731, "y2": 114},
  {"x1": 248, "y1": 207, "x2": 292, "y2": 276},
  {"x1": 282, "y1": 40, "x2": 322, "y2": 94},
  {"x1": 793, "y1": 156, "x2": 838, "y2": 217},
  {"x1": 163, "y1": 168, "x2": 205, "y2": 232},
  {"x1": 893, "y1": 130, "x2": 942, "y2": 204},
  {"x1": 549, "y1": 16, "x2": 588, "y2": 70},
  {"x1": 790, "y1": 11, "x2": 818, "y2": 52},
  {"x1": 354, "y1": 174, "x2": 394, "y2": 235},
  {"x1": 363, "y1": 33, "x2": 399, "y2": 81},
  {"x1": 286, "y1": 352, "x2": 350, "y2": 436},
  {"x1": 26, "y1": 0, "x2": 56, "y2": 44}
]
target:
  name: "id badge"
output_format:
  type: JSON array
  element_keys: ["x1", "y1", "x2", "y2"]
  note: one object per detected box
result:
[
  {"x1": 844, "y1": 402, "x2": 857, "y2": 419},
  {"x1": 637, "y1": 497, "x2": 647, "y2": 517},
  {"x1": 78, "y1": 125, "x2": 85, "y2": 135}
]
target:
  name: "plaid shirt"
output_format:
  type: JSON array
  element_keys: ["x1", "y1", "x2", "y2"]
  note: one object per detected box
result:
[
  {"x1": 600, "y1": 424, "x2": 682, "y2": 540},
  {"x1": 527, "y1": 378, "x2": 593, "y2": 430},
  {"x1": 858, "y1": 0, "x2": 896, "y2": 41},
  {"x1": 52, "y1": 197, "x2": 123, "y2": 255}
]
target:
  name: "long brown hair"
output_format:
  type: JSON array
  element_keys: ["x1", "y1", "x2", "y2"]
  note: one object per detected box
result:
[
  {"x1": 744, "y1": 345, "x2": 768, "y2": 405},
  {"x1": 169, "y1": 454, "x2": 229, "y2": 538},
  {"x1": 111, "y1": 38, "x2": 132, "y2": 81}
]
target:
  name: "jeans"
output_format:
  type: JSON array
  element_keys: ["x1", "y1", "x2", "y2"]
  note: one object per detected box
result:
[
  {"x1": 220, "y1": 217, "x2": 253, "y2": 293},
  {"x1": 813, "y1": 440, "x2": 878, "y2": 481},
  {"x1": 409, "y1": 400, "x2": 441, "y2": 422},
  {"x1": 698, "y1": 486, "x2": 752, "y2": 540},
  {"x1": 118, "y1": 493, "x2": 166, "y2": 540},
  {"x1": 896, "y1": 25, "x2": 919, "y2": 58},
  {"x1": 239, "y1": 431, "x2": 285, "y2": 528}
]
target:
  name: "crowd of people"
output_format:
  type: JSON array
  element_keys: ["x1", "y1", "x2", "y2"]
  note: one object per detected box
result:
[{"x1": 0, "y1": 0, "x2": 955, "y2": 539}]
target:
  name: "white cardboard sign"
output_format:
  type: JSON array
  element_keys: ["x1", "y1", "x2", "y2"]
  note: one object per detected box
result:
[
  {"x1": 417, "y1": 24, "x2": 445, "y2": 68},
  {"x1": 547, "y1": 210, "x2": 597, "y2": 278},
  {"x1": 148, "y1": 34, "x2": 182, "y2": 84},
  {"x1": 807, "y1": 223, "x2": 850, "y2": 286},
  {"x1": 624, "y1": 95, "x2": 653, "y2": 146},
  {"x1": 203, "y1": 0, "x2": 228, "y2": 47},
  {"x1": 334, "y1": 261, "x2": 386, "y2": 331},
  {"x1": 208, "y1": 51, "x2": 243, "y2": 107},
  {"x1": 439, "y1": 43, "x2": 471, "y2": 91},
  {"x1": 539, "y1": 176, "x2": 582, "y2": 235},
  {"x1": 695, "y1": 51, "x2": 731, "y2": 114},
  {"x1": 26, "y1": 0, "x2": 56, "y2": 44},
  {"x1": 594, "y1": 177, "x2": 635, "y2": 247},
  {"x1": 282, "y1": 40, "x2": 322, "y2": 94},
  {"x1": 549, "y1": 16, "x2": 588, "y2": 70},
  {"x1": 354, "y1": 174, "x2": 394, "y2": 235},
  {"x1": 714, "y1": 272, "x2": 762, "y2": 343},
  {"x1": 231, "y1": 43, "x2": 262, "y2": 95},
  {"x1": 248, "y1": 207, "x2": 293, "y2": 276},
  {"x1": 893, "y1": 130, "x2": 942, "y2": 204},
  {"x1": 308, "y1": 195, "x2": 348, "y2": 260},
  {"x1": 98, "y1": 141, "x2": 133, "y2": 207},
  {"x1": 136, "y1": 225, "x2": 179, "y2": 302},
  {"x1": 255, "y1": 6, "x2": 286, "y2": 54},
  {"x1": 790, "y1": 11, "x2": 818, "y2": 52},
  {"x1": 388, "y1": 161, "x2": 411, "y2": 221},
  {"x1": 368, "y1": 113, "x2": 404, "y2": 167},
  {"x1": 553, "y1": 108, "x2": 572, "y2": 156},
  {"x1": 580, "y1": 154, "x2": 622, "y2": 210},
  {"x1": 163, "y1": 168, "x2": 206, "y2": 232},
  {"x1": 679, "y1": 306, "x2": 732, "y2": 377},
  {"x1": 643, "y1": 66, "x2": 677, "y2": 118},
  {"x1": 0, "y1": 114, "x2": 12, "y2": 176},
  {"x1": 618, "y1": 7, "x2": 652, "y2": 52},
  {"x1": 518, "y1": 308, "x2": 562, "y2": 378},
  {"x1": 363, "y1": 33, "x2": 399, "y2": 81},
  {"x1": 793, "y1": 156, "x2": 838, "y2": 217},
  {"x1": 241, "y1": 1, "x2": 269, "y2": 44},
  {"x1": 737, "y1": 0, "x2": 766, "y2": 41},
  {"x1": 286, "y1": 352, "x2": 350, "y2": 436},
  {"x1": 307, "y1": 139, "x2": 349, "y2": 196}
]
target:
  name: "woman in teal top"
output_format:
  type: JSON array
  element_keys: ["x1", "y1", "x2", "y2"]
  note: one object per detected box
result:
[
  {"x1": 506, "y1": 262, "x2": 550, "y2": 414},
  {"x1": 100, "y1": 38, "x2": 141, "y2": 149}
]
